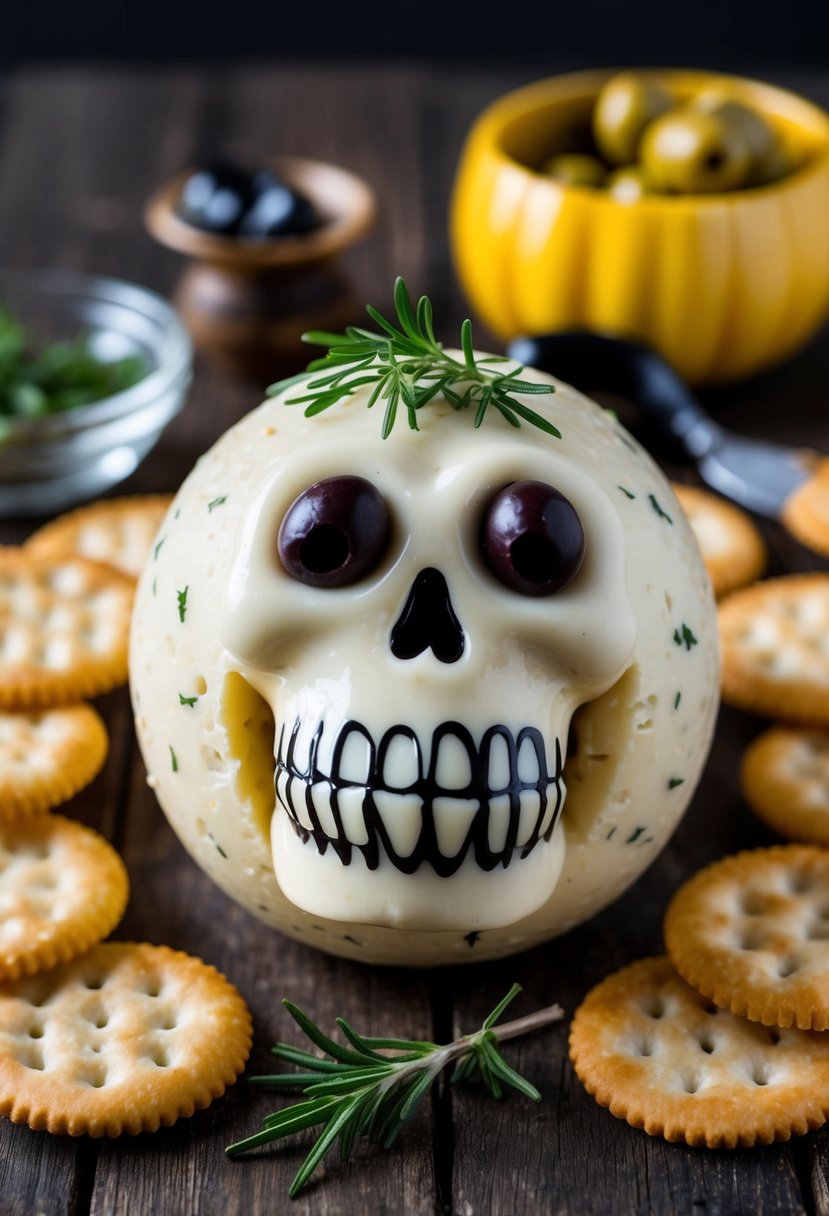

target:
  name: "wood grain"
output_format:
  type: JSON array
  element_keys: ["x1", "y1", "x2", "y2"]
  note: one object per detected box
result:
[{"x1": 0, "y1": 61, "x2": 828, "y2": 1215}]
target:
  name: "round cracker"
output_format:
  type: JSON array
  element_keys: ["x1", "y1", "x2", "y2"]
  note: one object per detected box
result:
[
  {"x1": 0, "y1": 704, "x2": 108, "y2": 821},
  {"x1": 742, "y1": 727, "x2": 829, "y2": 846},
  {"x1": 718, "y1": 574, "x2": 829, "y2": 726},
  {"x1": 569, "y1": 955, "x2": 829, "y2": 1148},
  {"x1": 26, "y1": 495, "x2": 173, "y2": 582},
  {"x1": 0, "y1": 942, "x2": 252, "y2": 1136},
  {"x1": 672, "y1": 483, "x2": 766, "y2": 599},
  {"x1": 0, "y1": 814, "x2": 128, "y2": 981},
  {"x1": 782, "y1": 459, "x2": 829, "y2": 558},
  {"x1": 665, "y1": 845, "x2": 829, "y2": 1030},
  {"x1": 0, "y1": 550, "x2": 134, "y2": 710}
]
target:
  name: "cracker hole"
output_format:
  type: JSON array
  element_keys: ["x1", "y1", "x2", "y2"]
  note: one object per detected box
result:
[
  {"x1": 91, "y1": 1012, "x2": 108, "y2": 1030},
  {"x1": 696, "y1": 1033, "x2": 716, "y2": 1055},
  {"x1": 144, "y1": 979, "x2": 162, "y2": 999},
  {"x1": 750, "y1": 1063, "x2": 770, "y2": 1086},
  {"x1": 737, "y1": 928, "x2": 766, "y2": 951},
  {"x1": 633, "y1": 1037, "x2": 653, "y2": 1057},
  {"x1": 681, "y1": 1072, "x2": 701, "y2": 1095},
  {"x1": 84, "y1": 977, "x2": 105, "y2": 991},
  {"x1": 27, "y1": 1025, "x2": 43, "y2": 1040},
  {"x1": 150, "y1": 1046, "x2": 169, "y2": 1068},
  {"x1": 741, "y1": 891, "x2": 769, "y2": 916},
  {"x1": 768, "y1": 1029, "x2": 782, "y2": 1046},
  {"x1": 789, "y1": 870, "x2": 816, "y2": 895},
  {"x1": 777, "y1": 957, "x2": 800, "y2": 978},
  {"x1": 806, "y1": 921, "x2": 829, "y2": 941},
  {"x1": 640, "y1": 995, "x2": 666, "y2": 1020}
]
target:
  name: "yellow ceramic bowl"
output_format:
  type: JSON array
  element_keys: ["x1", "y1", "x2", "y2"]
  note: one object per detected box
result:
[{"x1": 451, "y1": 69, "x2": 829, "y2": 384}]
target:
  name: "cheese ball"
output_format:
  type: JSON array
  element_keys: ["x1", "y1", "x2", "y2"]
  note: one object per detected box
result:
[{"x1": 130, "y1": 359, "x2": 719, "y2": 965}]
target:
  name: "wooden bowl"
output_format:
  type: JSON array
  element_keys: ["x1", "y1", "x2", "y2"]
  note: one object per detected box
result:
[
  {"x1": 145, "y1": 155, "x2": 377, "y2": 377},
  {"x1": 451, "y1": 70, "x2": 829, "y2": 385}
]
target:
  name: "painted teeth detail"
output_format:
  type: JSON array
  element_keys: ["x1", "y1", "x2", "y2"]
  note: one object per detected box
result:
[{"x1": 275, "y1": 719, "x2": 565, "y2": 877}]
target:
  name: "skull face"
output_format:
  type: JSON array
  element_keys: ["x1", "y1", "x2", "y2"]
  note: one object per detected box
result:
[
  {"x1": 130, "y1": 360, "x2": 719, "y2": 965},
  {"x1": 218, "y1": 411, "x2": 637, "y2": 930}
]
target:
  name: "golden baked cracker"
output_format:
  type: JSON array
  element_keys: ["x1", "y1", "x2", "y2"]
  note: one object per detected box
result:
[
  {"x1": 0, "y1": 814, "x2": 127, "y2": 981},
  {"x1": 665, "y1": 846, "x2": 829, "y2": 1031},
  {"x1": 0, "y1": 942, "x2": 252, "y2": 1136},
  {"x1": 26, "y1": 495, "x2": 173, "y2": 581},
  {"x1": 718, "y1": 574, "x2": 829, "y2": 726},
  {"x1": 0, "y1": 704, "x2": 108, "y2": 821},
  {"x1": 742, "y1": 727, "x2": 829, "y2": 846},
  {"x1": 782, "y1": 459, "x2": 829, "y2": 558},
  {"x1": 0, "y1": 550, "x2": 134, "y2": 710},
  {"x1": 672, "y1": 483, "x2": 766, "y2": 599},
  {"x1": 569, "y1": 956, "x2": 829, "y2": 1148}
]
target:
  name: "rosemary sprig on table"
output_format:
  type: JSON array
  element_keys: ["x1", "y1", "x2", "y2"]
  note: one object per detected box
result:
[
  {"x1": 269, "y1": 277, "x2": 559, "y2": 440},
  {"x1": 226, "y1": 983, "x2": 564, "y2": 1198}
]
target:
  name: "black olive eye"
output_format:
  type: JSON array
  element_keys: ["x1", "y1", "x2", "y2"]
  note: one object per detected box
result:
[
  {"x1": 277, "y1": 476, "x2": 390, "y2": 588},
  {"x1": 481, "y1": 481, "x2": 585, "y2": 596}
]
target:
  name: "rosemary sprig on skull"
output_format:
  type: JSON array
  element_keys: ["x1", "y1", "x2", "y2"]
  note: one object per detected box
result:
[
  {"x1": 268, "y1": 276, "x2": 559, "y2": 439},
  {"x1": 226, "y1": 984, "x2": 564, "y2": 1198}
]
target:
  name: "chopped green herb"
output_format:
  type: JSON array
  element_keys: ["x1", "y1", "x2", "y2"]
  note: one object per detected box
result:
[
  {"x1": 674, "y1": 691, "x2": 681, "y2": 710},
  {"x1": 153, "y1": 537, "x2": 165, "y2": 561},
  {"x1": 209, "y1": 834, "x2": 228, "y2": 859},
  {"x1": 673, "y1": 623, "x2": 698, "y2": 651},
  {"x1": 626, "y1": 826, "x2": 646, "y2": 844},
  {"x1": 274, "y1": 278, "x2": 559, "y2": 441},
  {"x1": 177, "y1": 586, "x2": 188, "y2": 623},
  {"x1": 178, "y1": 692, "x2": 198, "y2": 708},
  {"x1": 174, "y1": 508, "x2": 181, "y2": 520},
  {"x1": 606, "y1": 826, "x2": 617, "y2": 840},
  {"x1": 169, "y1": 746, "x2": 178, "y2": 773},
  {"x1": 152, "y1": 577, "x2": 157, "y2": 597},
  {"x1": 648, "y1": 493, "x2": 673, "y2": 523},
  {"x1": 0, "y1": 306, "x2": 145, "y2": 435},
  {"x1": 208, "y1": 495, "x2": 227, "y2": 513},
  {"x1": 668, "y1": 777, "x2": 685, "y2": 790},
  {"x1": 618, "y1": 486, "x2": 636, "y2": 500}
]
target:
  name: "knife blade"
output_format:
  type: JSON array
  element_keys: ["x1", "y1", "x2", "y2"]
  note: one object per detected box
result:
[{"x1": 507, "y1": 332, "x2": 822, "y2": 520}]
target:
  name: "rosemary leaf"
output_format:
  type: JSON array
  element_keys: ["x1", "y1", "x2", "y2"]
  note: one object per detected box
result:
[
  {"x1": 269, "y1": 277, "x2": 557, "y2": 439},
  {"x1": 226, "y1": 986, "x2": 564, "y2": 1198}
]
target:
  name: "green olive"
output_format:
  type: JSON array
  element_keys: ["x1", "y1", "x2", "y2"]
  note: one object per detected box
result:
[
  {"x1": 541, "y1": 153, "x2": 607, "y2": 188},
  {"x1": 606, "y1": 165, "x2": 657, "y2": 203},
  {"x1": 751, "y1": 140, "x2": 795, "y2": 186},
  {"x1": 692, "y1": 90, "x2": 777, "y2": 166},
  {"x1": 640, "y1": 107, "x2": 753, "y2": 193},
  {"x1": 592, "y1": 72, "x2": 673, "y2": 165}
]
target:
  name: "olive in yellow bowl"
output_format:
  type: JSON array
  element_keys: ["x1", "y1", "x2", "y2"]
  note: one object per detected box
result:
[{"x1": 450, "y1": 69, "x2": 829, "y2": 385}]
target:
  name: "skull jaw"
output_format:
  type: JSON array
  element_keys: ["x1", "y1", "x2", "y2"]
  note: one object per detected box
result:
[{"x1": 271, "y1": 810, "x2": 567, "y2": 931}]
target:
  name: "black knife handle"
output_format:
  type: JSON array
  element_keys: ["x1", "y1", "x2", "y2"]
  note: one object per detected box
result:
[{"x1": 507, "y1": 332, "x2": 719, "y2": 459}]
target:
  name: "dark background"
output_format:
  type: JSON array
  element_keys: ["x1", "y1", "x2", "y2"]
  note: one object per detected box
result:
[{"x1": 4, "y1": 0, "x2": 829, "y2": 68}]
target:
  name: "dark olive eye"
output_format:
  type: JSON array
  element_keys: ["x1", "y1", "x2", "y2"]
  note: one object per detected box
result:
[
  {"x1": 481, "y1": 481, "x2": 585, "y2": 596},
  {"x1": 278, "y1": 476, "x2": 390, "y2": 587}
]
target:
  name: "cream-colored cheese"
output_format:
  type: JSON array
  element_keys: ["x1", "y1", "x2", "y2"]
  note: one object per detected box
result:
[{"x1": 130, "y1": 358, "x2": 719, "y2": 965}]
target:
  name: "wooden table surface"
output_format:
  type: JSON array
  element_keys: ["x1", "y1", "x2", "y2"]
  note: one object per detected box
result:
[{"x1": 1, "y1": 61, "x2": 829, "y2": 1216}]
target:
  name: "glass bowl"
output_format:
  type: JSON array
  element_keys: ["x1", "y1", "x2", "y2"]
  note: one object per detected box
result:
[{"x1": 0, "y1": 269, "x2": 192, "y2": 517}]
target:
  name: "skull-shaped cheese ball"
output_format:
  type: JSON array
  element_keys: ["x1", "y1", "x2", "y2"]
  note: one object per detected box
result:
[{"x1": 130, "y1": 355, "x2": 718, "y2": 966}]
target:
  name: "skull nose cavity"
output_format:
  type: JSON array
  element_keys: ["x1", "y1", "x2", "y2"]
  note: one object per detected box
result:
[{"x1": 390, "y1": 568, "x2": 465, "y2": 664}]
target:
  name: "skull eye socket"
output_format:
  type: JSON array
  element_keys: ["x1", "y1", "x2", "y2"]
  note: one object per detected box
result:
[
  {"x1": 481, "y1": 481, "x2": 585, "y2": 597},
  {"x1": 278, "y1": 476, "x2": 391, "y2": 588}
]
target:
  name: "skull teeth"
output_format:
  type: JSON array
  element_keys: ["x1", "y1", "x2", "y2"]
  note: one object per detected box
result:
[{"x1": 275, "y1": 718, "x2": 564, "y2": 877}]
